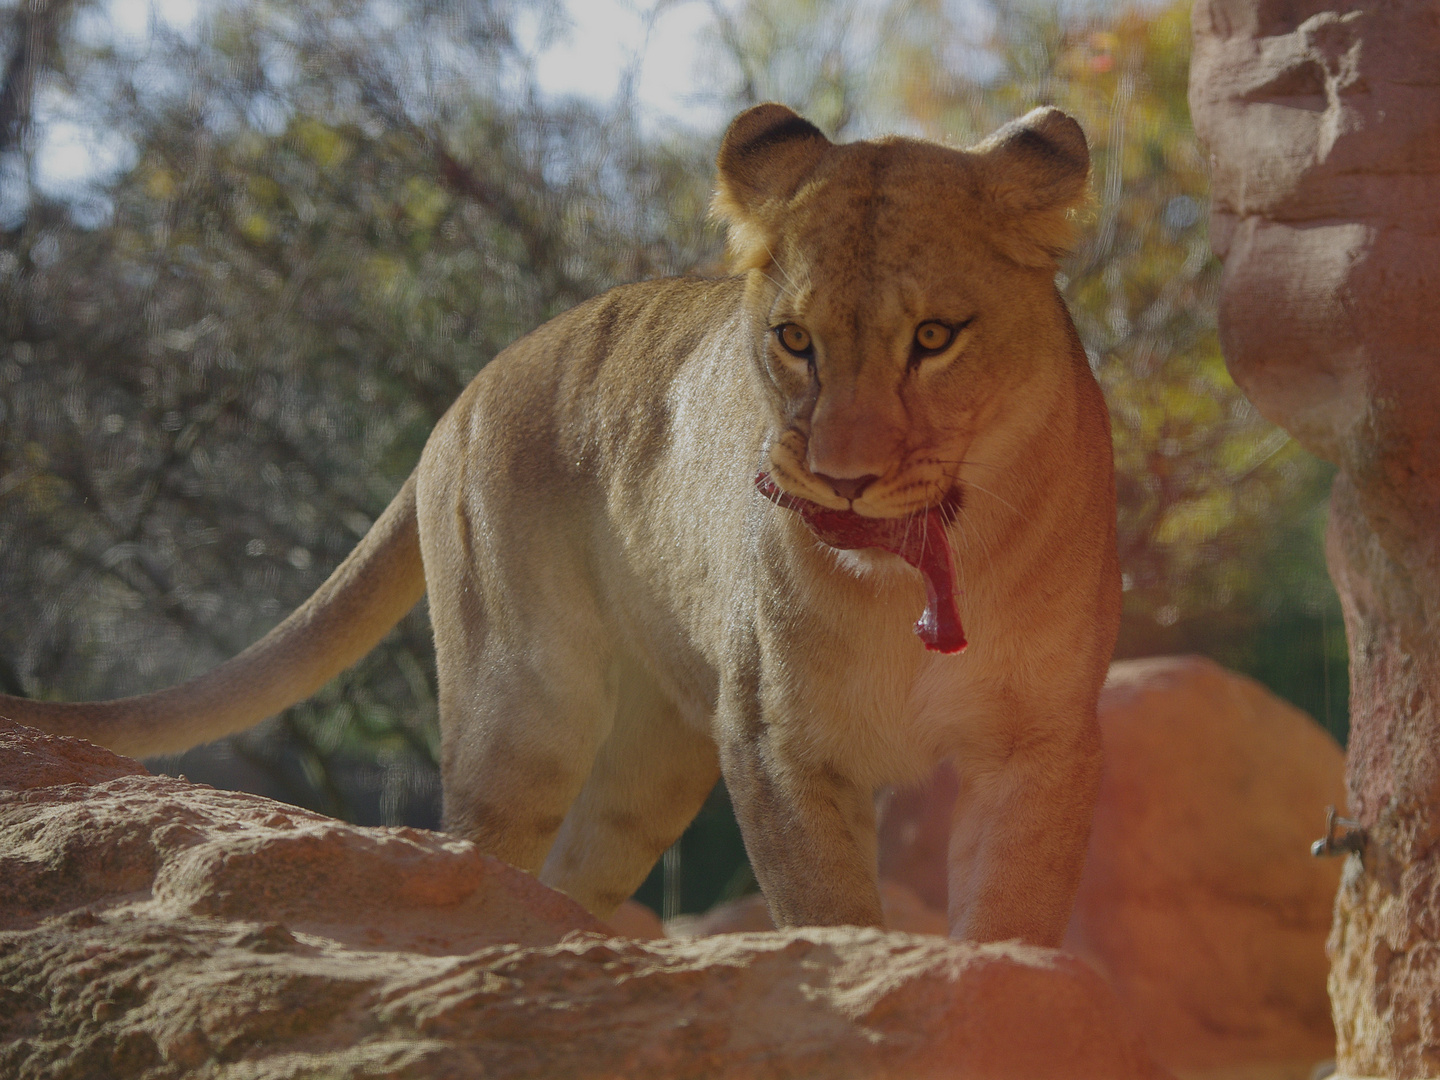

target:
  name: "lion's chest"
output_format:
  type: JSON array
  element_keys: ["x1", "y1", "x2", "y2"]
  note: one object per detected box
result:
[{"x1": 770, "y1": 635, "x2": 1006, "y2": 791}]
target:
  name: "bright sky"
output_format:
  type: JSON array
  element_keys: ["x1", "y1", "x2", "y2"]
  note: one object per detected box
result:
[
  {"x1": 31, "y1": 0, "x2": 201, "y2": 202},
  {"x1": 519, "y1": 0, "x2": 732, "y2": 131},
  {"x1": 31, "y1": 0, "x2": 726, "y2": 204}
]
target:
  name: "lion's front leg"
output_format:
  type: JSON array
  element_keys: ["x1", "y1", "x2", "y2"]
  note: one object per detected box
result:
[
  {"x1": 720, "y1": 718, "x2": 885, "y2": 930},
  {"x1": 946, "y1": 707, "x2": 1103, "y2": 947}
]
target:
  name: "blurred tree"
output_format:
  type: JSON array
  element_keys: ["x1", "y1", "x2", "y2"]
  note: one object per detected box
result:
[
  {"x1": 0, "y1": 0, "x2": 718, "y2": 823},
  {"x1": 0, "y1": 0, "x2": 72, "y2": 155}
]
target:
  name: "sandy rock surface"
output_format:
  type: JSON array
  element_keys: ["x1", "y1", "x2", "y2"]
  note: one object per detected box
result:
[
  {"x1": 0, "y1": 718, "x2": 1168, "y2": 1080},
  {"x1": 668, "y1": 880, "x2": 949, "y2": 939},
  {"x1": 876, "y1": 656, "x2": 1345, "y2": 1080},
  {"x1": 0, "y1": 729, "x2": 607, "y2": 954}
]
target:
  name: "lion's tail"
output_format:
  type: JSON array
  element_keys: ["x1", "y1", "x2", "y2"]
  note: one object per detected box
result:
[{"x1": 0, "y1": 473, "x2": 426, "y2": 759}]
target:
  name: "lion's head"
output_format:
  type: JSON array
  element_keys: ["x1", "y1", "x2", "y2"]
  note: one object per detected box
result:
[{"x1": 713, "y1": 104, "x2": 1090, "y2": 520}]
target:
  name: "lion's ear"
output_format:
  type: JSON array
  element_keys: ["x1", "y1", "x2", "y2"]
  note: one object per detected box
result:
[
  {"x1": 971, "y1": 107, "x2": 1090, "y2": 267},
  {"x1": 713, "y1": 104, "x2": 831, "y2": 270}
]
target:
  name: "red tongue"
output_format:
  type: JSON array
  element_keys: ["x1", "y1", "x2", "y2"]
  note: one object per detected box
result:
[{"x1": 755, "y1": 473, "x2": 967, "y2": 654}]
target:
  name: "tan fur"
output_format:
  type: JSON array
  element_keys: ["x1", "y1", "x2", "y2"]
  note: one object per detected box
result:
[{"x1": 0, "y1": 105, "x2": 1120, "y2": 946}]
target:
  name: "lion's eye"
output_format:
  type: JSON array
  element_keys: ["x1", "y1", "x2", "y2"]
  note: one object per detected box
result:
[
  {"x1": 914, "y1": 321, "x2": 953, "y2": 352},
  {"x1": 776, "y1": 324, "x2": 813, "y2": 356}
]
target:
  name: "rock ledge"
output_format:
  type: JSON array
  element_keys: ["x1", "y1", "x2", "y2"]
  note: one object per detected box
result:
[{"x1": 0, "y1": 719, "x2": 1166, "y2": 1079}]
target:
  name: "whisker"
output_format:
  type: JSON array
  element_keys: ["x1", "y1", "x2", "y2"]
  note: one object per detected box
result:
[
  {"x1": 962, "y1": 478, "x2": 1024, "y2": 519},
  {"x1": 916, "y1": 457, "x2": 1005, "y2": 472},
  {"x1": 762, "y1": 242, "x2": 803, "y2": 296},
  {"x1": 952, "y1": 518, "x2": 970, "y2": 597},
  {"x1": 759, "y1": 269, "x2": 789, "y2": 296}
]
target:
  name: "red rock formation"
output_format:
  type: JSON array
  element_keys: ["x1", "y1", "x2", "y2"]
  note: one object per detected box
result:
[
  {"x1": 0, "y1": 719, "x2": 1168, "y2": 1079},
  {"x1": 877, "y1": 657, "x2": 1345, "y2": 1078},
  {"x1": 877, "y1": 761, "x2": 958, "y2": 913},
  {"x1": 1190, "y1": 1, "x2": 1440, "y2": 1073},
  {"x1": 1067, "y1": 658, "x2": 1343, "y2": 1075},
  {"x1": 606, "y1": 898, "x2": 666, "y2": 939}
]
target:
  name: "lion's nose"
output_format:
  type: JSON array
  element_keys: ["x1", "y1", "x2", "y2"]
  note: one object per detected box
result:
[{"x1": 814, "y1": 472, "x2": 879, "y2": 502}]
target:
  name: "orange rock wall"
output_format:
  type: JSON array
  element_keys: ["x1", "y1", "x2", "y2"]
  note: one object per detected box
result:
[
  {"x1": 1189, "y1": 1, "x2": 1440, "y2": 1073},
  {"x1": 877, "y1": 656, "x2": 1345, "y2": 1078}
]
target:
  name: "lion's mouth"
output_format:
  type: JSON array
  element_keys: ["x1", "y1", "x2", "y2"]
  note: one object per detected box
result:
[{"x1": 754, "y1": 472, "x2": 967, "y2": 654}]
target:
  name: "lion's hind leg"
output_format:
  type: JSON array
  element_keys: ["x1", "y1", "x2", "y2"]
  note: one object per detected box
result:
[
  {"x1": 435, "y1": 631, "x2": 621, "y2": 876},
  {"x1": 427, "y1": 525, "x2": 622, "y2": 877},
  {"x1": 540, "y1": 660, "x2": 720, "y2": 918}
]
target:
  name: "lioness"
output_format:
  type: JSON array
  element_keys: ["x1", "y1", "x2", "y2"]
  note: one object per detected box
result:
[{"x1": 1, "y1": 104, "x2": 1120, "y2": 947}]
